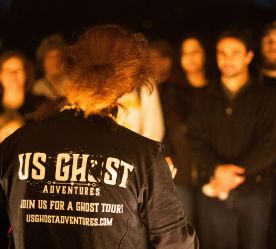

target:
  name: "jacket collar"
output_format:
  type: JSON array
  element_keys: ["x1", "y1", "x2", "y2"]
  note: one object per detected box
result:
[{"x1": 207, "y1": 77, "x2": 257, "y2": 99}]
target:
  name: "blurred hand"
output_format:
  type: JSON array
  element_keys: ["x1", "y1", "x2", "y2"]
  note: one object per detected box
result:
[
  {"x1": 214, "y1": 164, "x2": 245, "y2": 192},
  {"x1": 165, "y1": 156, "x2": 177, "y2": 179},
  {"x1": 202, "y1": 164, "x2": 245, "y2": 200}
]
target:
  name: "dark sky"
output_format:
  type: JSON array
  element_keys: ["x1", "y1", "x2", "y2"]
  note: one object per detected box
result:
[{"x1": 0, "y1": 0, "x2": 275, "y2": 56}]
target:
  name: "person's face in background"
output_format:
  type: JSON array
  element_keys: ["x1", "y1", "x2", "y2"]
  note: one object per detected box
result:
[
  {"x1": 261, "y1": 29, "x2": 276, "y2": 70},
  {"x1": 150, "y1": 49, "x2": 173, "y2": 84},
  {"x1": 216, "y1": 37, "x2": 253, "y2": 78},
  {"x1": 43, "y1": 49, "x2": 62, "y2": 78},
  {"x1": 180, "y1": 38, "x2": 205, "y2": 74},
  {"x1": 0, "y1": 56, "x2": 26, "y2": 94}
]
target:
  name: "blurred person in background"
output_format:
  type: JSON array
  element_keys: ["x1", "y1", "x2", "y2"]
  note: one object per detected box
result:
[
  {"x1": 0, "y1": 50, "x2": 46, "y2": 248},
  {"x1": 150, "y1": 39, "x2": 189, "y2": 209},
  {"x1": 33, "y1": 34, "x2": 66, "y2": 99},
  {"x1": 180, "y1": 35, "x2": 209, "y2": 89},
  {"x1": 150, "y1": 39, "x2": 177, "y2": 86},
  {"x1": 259, "y1": 21, "x2": 276, "y2": 90},
  {"x1": 188, "y1": 30, "x2": 276, "y2": 249},
  {"x1": 175, "y1": 35, "x2": 211, "y2": 222},
  {"x1": 149, "y1": 37, "x2": 210, "y2": 222},
  {"x1": 0, "y1": 50, "x2": 46, "y2": 125},
  {"x1": 259, "y1": 21, "x2": 276, "y2": 249}
]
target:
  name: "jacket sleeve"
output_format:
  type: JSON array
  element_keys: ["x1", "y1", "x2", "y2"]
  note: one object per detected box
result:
[
  {"x1": 139, "y1": 145, "x2": 198, "y2": 249},
  {"x1": 186, "y1": 95, "x2": 220, "y2": 184},
  {"x1": 239, "y1": 95, "x2": 276, "y2": 175}
]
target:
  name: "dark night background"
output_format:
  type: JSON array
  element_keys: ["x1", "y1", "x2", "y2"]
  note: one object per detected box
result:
[{"x1": 0, "y1": 0, "x2": 275, "y2": 57}]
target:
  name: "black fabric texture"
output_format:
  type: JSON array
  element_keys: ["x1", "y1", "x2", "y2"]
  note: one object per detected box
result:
[{"x1": 0, "y1": 110, "x2": 197, "y2": 249}]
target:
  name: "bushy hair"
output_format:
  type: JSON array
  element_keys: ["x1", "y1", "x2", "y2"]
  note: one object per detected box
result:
[{"x1": 60, "y1": 24, "x2": 153, "y2": 116}]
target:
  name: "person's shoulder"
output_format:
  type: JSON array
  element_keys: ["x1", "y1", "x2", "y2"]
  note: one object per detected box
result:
[
  {"x1": 1, "y1": 121, "x2": 36, "y2": 146},
  {"x1": 116, "y1": 123, "x2": 162, "y2": 146},
  {"x1": 25, "y1": 92, "x2": 49, "y2": 104},
  {"x1": 1, "y1": 110, "x2": 61, "y2": 145},
  {"x1": 32, "y1": 78, "x2": 48, "y2": 92},
  {"x1": 0, "y1": 123, "x2": 32, "y2": 162},
  {"x1": 245, "y1": 80, "x2": 276, "y2": 113},
  {"x1": 115, "y1": 123, "x2": 163, "y2": 154},
  {"x1": 250, "y1": 79, "x2": 275, "y2": 99}
]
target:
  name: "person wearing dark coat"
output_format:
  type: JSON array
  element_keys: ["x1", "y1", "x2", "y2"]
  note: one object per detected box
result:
[
  {"x1": 188, "y1": 30, "x2": 276, "y2": 249},
  {"x1": 0, "y1": 25, "x2": 198, "y2": 249}
]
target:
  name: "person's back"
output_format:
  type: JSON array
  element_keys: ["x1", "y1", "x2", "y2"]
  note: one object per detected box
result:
[
  {"x1": 1, "y1": 109, "x2": 190, "y2": 248},
  {"x1": 0, "y1": 24, "x2": 198, "y2": 249}
]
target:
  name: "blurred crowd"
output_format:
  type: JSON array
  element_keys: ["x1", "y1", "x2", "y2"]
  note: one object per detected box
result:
[{"x1": 0, "y1": 21, "x2": 276, "y2": 249}]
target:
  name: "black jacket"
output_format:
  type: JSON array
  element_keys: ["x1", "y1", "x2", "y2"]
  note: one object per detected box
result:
[
  {"x1": 187, "y1": 79, "x2": 276, "y2": 186},
  {"x1": 0, "y1": 110, "x2": 198, "y2": 249}
]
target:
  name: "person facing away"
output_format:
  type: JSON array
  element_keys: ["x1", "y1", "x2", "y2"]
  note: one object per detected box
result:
[
  {"x1": 0, "y1": 24, "x2": 198, "y2": 249},
  {"x1": 32, "y1": 34, "x2": 67, "y2": 99},
  {"x1": 187, "y1": 29, "x2": 276, "y2": 249}
]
